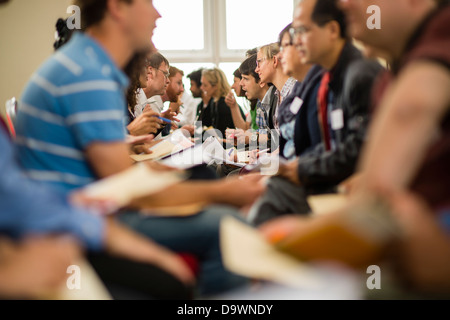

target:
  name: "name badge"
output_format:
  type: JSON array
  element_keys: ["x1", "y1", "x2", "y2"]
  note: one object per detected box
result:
[
  {"x1": 331, "y1": 109, "x2": 344, "y2": 130},
  {"x1": 290, "y1": 97, "x2": 303, "y2": 115}
]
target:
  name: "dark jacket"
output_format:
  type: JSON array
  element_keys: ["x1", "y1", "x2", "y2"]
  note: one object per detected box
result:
[
  {"x1": 278, "y1": 65, "x2": 324, "y2": 159},
  {"x1": 196, "y1": 97, "x2": 242, "y2": 137},
  {"x1": 297, "y1": 42, "x2": 384, "y2": 189},
  {"x1": 294, "y1": 65, "x2": 325, "y2": 157}
]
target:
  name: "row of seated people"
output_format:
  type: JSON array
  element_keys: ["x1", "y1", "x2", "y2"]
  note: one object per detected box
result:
[{"x1": 1, "y1": 0, "x2": 450, "y2": 300}]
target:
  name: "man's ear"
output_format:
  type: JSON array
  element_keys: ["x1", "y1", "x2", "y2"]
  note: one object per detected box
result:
[
  {"x1": 327, "y1": 20, "x2": 342, "y2": 41},
  {"x1": 147, "y1": 67, "x2": 156, "y2": 80},
  {"x1": 106, "y1": 0, "x2": 129, "y2": 23}
]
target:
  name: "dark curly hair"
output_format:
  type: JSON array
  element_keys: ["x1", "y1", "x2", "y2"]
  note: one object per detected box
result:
[
  {"x1": 124, "y1": 51, "x2": 149, "y2": 117},
  {"x1": 53, "y1": 18, "x2": 75, "y2": 50}
]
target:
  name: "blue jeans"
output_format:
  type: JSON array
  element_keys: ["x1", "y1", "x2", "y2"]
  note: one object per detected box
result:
[{"x1": 116, "y1": 205, "x2": 249, "y2": 297}]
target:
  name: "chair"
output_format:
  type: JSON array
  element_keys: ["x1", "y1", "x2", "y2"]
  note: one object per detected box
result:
[{"x1": 5, "y1": 97, "x2": 17, "y2": 138}]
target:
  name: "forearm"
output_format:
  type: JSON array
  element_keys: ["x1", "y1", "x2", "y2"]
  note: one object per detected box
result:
[
  {"x1": 358, "y1": 62, "x2": 450, "y2": 193},
  {"x1": 131, "y1": 181, "x2": 223, "y2": 208},
  {"x1": 230, "y1": 107, "x2": 249, "y2": 130},
  {"x1": 103, "y1": 218, "x2": 171, "y2": 264},
  {"x1": 86, "y1": 142, "x2": 134, "y2": 178}
]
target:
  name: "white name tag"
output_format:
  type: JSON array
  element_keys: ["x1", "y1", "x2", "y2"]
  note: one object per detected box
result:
[
  {"x1": 331, "y1": 109, "x2": 344, "y2": 130},
  {"x1": 290, "y1": 97, "x2": 303, "y2": 115}
]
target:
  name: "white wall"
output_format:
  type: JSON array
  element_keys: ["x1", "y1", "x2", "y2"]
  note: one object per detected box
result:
[{"x1": 0, "y1": 0, "x2": 72, "y2": 119}]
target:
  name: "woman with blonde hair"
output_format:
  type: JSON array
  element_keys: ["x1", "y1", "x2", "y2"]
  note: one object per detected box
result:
[{"x1": 197, "y1": 68, "x2": 240, "y2": 137}]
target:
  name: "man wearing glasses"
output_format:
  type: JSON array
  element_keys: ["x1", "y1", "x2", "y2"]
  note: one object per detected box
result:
[{"x1": 251, "y1": 0, "x2": 383, "y2": 225}]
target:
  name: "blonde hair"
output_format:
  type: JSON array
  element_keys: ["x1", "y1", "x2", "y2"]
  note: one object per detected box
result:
[
  {"x1": 202, "y1": 68, "x2": 231, "y2": 102},
  {"x1": 258, "y1": 42, "x2": 280, "y2": 60}
]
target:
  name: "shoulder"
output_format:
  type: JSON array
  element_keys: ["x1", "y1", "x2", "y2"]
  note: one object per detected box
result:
[
  {"x1": 344, "y1": 59, "x2": 385, "y2": 87},
  {"x1": 404, "y1": 5, "x2": 450, "y2": 70}
]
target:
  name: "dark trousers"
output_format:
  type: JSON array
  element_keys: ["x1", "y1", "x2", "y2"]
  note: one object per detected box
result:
[{"x1": 88, "y1": 253, "x2": 193, "y2": 300}]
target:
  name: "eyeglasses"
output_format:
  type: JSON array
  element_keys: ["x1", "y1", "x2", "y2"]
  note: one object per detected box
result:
[
  {"x1": 157, "y1": 68, "x2": 170, "y2": 79},
  {"x1": 279, "y1": 43, "x2": 293, "y2": 53},
  {"x1": 289, "y1": 25, "x2": 313, "y2": 38},
  {"x1": 256, "y1": 58, "x2": 266, "y2": 68}
]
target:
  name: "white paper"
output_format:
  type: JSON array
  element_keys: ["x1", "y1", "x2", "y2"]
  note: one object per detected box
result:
[
  {"x1": 220, "y1": 216, "x2": 323, "y2": 289},
  {"x1": 83, "y1": 163, "x2": 186, "y2": 207}
]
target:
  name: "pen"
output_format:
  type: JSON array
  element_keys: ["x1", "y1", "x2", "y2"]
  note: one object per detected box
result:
[{"x1": 156, "y1": 116, "x2": 172, "y2": 124}]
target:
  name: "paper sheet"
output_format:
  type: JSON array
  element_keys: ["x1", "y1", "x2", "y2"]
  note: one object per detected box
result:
[
  {"x1": 130, "y1": 140, "x2": 176, "y2": 162},
  {"x1": 160, "y1": 144, "x2": 207, "y2": 169},
  {"x1": 307, "y1": 194, "x2": 349, "y2": 216},
  {"x1": 220, "y1": 216, "x2": 323, "y2": 289},
  {"x1": 82, "y1": 163, "x2": 185, "y2": 207}
]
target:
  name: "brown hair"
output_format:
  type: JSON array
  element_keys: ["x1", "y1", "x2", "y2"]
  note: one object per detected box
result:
[
  {"x1": 169, "y1": 66, "x2": 184, "y2": 79},
  {"x1": 202, "y1": 68, "x2": 231, "y2": 102},
  {"x1": 74, "y1": 0, "x2": 132, "y2": 29},
  {"x1": 147, "y1": 52, "x2": 169, "y2": 70},
  {"x1": 124, "y1": 51, "x2": 147, "y2": 111}
]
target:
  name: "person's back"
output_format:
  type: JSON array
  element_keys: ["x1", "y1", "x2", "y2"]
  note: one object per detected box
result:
[
  {"x1": 14, "y1": 1, "x2": 263, "y2": 297},
  {"x1": 16, "y1": 31, "x2": 128, "y2": 193}
]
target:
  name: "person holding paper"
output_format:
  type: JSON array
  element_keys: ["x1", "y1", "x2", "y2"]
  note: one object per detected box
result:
[
  {"x1": 15, "y1": 0, "x2": 264, "y2": 297},
  {"x1": 0, "y1": 126, "x2": 194, "y2": 299},
  {"x1": 260, "y1": 0, "x2": 450, "y2": 296}
]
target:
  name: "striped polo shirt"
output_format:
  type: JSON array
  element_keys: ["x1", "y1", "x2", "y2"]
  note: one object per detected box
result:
[{"x1": 15, "y1": 32, "x2": 129, "y2": 193}]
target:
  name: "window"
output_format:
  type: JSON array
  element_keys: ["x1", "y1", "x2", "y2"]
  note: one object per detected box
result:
[
  {"x1": 154, "y1": 0, "x2": 295, "y2": 64},
  {"x1": 153, "y1": 0, "x2": 205, "y2": 51},
  {"x1": 224, "y1": 0, "x2": 295, "y2": 51},
  {"x1": 153, "y1": 0, "x2": 296, "y2": 111}
]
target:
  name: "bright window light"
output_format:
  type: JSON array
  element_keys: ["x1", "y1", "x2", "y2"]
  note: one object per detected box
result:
[
  {"x1": 153, "y1": 0, "x2": 205, "y2": 51},
  {"x1": 225, "y1": 0, "x2": 294, "y2": 50}
]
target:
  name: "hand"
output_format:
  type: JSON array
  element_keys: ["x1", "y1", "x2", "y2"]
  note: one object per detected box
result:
[
  {"x1": 225, "y1": 91, "x2": 238, "y2": 109},
  {"x1": 180, "y1": 125, "x2": 195, "y2": 137},
  {"x1": 131, "y1": 142, "x2": 155, "y2": 155},
  {"x1": 127, "y1": 110, "x2": 163, "y2": 136},
  {"x1": 161, "y1": 110, "x2": 180, "y2": 131},
  {"x1": 248, "y1": 149, "x2": 259, "y2": 165},
  {"x1": 216, "y1": 174, "x2": 266, "y2": 208},
  {"x1": 70, "y1": 190, "x2": 120, "y2": 216},
  {"x1": 152, "y1": 247, "x2": 196, "y2": 287},
  {"x1": 169, "y1": 100, "x2": 182, "y2": 115},
  {"x1": 0, "y1": 236, "x2": 82, "y2": 299},
  {"x1": 277, "y1": 158, "x2": 301, "y2": 185},
  {"x1": 126, "y1": 134, "x2": 156, "y2": 155},
  {"x1": 338, "y1": 173, "x2": 363, "y2": 195},
  {"x1": 258, "y1": 215, "x2": 307, "y2": 244}
]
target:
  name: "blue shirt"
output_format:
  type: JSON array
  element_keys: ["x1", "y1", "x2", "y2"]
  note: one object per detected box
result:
[
  {"x1": 16, "y1": 32, "x2": 129, "y2": 193},
  {"x1": 0, "y1": 129, "x2": 104, "y2": 250}
]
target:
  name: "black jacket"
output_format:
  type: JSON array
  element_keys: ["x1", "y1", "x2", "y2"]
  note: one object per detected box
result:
[
  {"x1": 297, "y1": 42, "x2": 384, "y2": 189},
  {"x1": 196, "y1": 97, "x2": 243, "y2": 137}
]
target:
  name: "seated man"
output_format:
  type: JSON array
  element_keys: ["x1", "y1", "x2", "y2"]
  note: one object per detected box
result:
[
  {"x1": 261, "y1": 0, "x2": 450, "y2": 296},
  {"x1": 0, "y1": 127, "x2": 194, "y2": 299},
  {"x1": 15, "y1": 0, "x2": 265, "y2": 297},
  {"x1": 249, "y1": 0, "x2": 383, "y2": 226}
]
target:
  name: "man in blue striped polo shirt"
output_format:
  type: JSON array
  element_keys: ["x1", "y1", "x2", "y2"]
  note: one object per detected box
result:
[{"x1": 15, "y1": 0, "x2": 264, "y2": 297}]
